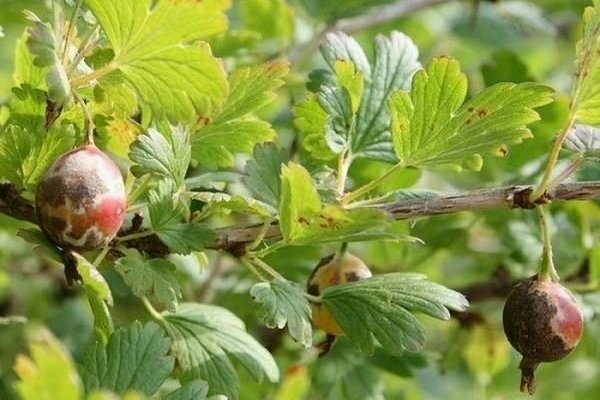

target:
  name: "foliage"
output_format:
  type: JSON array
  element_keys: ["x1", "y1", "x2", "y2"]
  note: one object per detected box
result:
[{"x1": 0, "y1": 1, "x2": 600, "y2": 399}]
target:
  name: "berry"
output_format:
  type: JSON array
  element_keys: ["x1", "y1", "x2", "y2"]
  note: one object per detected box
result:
[
  {"x1": 502, "y1": 274, "x2": 583, "y2": 394},
  {"x1": 35, "y1": 145, "x2": 127, "y2": 250},
  {"x1": 306, "y1": 252, "x2": 372, "y2": 336}
]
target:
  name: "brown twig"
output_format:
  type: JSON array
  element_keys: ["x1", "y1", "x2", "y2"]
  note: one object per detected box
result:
[{"x1": 3, "y1": 181, "x2": 600, "y2": 256}]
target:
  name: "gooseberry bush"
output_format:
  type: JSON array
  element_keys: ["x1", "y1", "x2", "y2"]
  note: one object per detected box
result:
[{"x1": 0, "y1": 1, "x2": 600, "y2": 399}]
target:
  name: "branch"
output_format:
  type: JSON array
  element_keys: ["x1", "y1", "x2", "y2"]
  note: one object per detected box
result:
[
  {"x1": 288, "y1": 0, "x2": 454, "y2": 64},
  {"x1": 3, "y1": 181, "x2": 600, "y2": 256}
]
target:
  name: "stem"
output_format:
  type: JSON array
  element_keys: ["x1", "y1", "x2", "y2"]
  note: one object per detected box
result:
[
  {"x1": 61, "y1": 0, "x2": 83, "y2": 62},
  {"x1": 338, "y1": 242, "x2": 348, "y2": 258},
  {"x1": 538, "y1": 206, "x2": 559, "y2": 282},
  {"x1": 342, "y1": 162, "x2": 403, "y2": 204},
  {"x1": 250, "y1": 257, "x2": 286, "y2": 281},
  {"x1": 530, "y1": 113, "x2": 576, "y2": 201},
  {"x1": 304, "y1": 292, "x2": 322, "y2": 303},
  {"x1": 547, "y1": 156, "x2": 583, "y2": 190},
  {"x1": 67, "y1": 25, "x2": 100, "y2": 75},
  {"x1": 73, "y1": 92, "x2": 95, "y2": 145},
  {"x1": 92, "y1": 245, "x2": 110, "y2": 267},
  {"x1": 117, "y1": 230, "x2": 154, "y2": 242},
  {"x1": 70, "y1": 62, "x2": 117, "y2": 88},
  {"x1": 245, "y1": 219, "x2": 275, "y2": 252},
  {"x1": 239, "y1": 257, "x2": 268, "y2": 281},
  {"x1": 142, "y1": 296, "x2": 164, "y2": 321},
  {"x1": 336, "y1": 152, "x2": 352, "y2": 196},
  {"x1": 253, "y1": 241, "x2": 286, "y2": 258}
]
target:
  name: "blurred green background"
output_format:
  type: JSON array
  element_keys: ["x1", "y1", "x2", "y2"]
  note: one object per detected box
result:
[{"x1": 1, "y1": 1, "x2": 600, "y2": 399}]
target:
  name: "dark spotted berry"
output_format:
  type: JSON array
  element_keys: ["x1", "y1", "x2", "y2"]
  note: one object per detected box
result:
[
  {"x1": 307, "y1": 253, "x2": 372, "y2": 336},
  {"x1": 35, "y1": 145, "x2": 127, "y2": 250},
  {"x1": 502, "y1": 275, "x2": 583, "y2": 395}
]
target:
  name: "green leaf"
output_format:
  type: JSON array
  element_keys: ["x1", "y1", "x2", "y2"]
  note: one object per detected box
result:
[
  {"x1": 321, "y1": 273, "x2": 468, "y2": 355},
  {"x1": 243, "y1": 143, "x2": 289, "y2": 207},
  {"x1": 573, "y1": 0, "x2": 600, "y2": 124},
  {"x1": 0, "y1": 123, "x2": 76, "y2": 191},
  {"x1": 129, "y1": 126, "x2": 190, "y2": 187},
  {"x1": 115, "y1": 249, "x2": 181, "y2": 313},
  {"x1": 279, "y1": 163, "x2": 406, "y2": 245},
  {"x1": 164, "y1": 380, "x2": 209, "y2": 400},
  {"x1": 390, "y1": 57, "x2": 554, "y2": 170},
  {"x1": 14, "y1": 32, "x2": 46, "y2": 89},
  {"x1": 148, "y1": 186, "x2": 215, "y2": 254},
  {"x1": 191, "y1": 61, "x2": 288, "y2": 167},
  {"x1": 79, "y1": 321, "x2": 174, "y2": 396},
  {"x1": 84, "y1": 0, "x2": 229, "y2": 121},
  {"x1": 162, "y1": 303, "x2": 280, "y2": 400},
  {"x1": 311, "y1": 338, "x2": 384, "y2": 400},
  {"x1": 190, "y1": 192, "x2": 275, "y2": 217},
  {"x1": 564, "y1": 124, "x2": 600, "y2": 158},
  {"x1": 24, "y1": 11, "x2": 72, "y2": 106},
  {"x1": 14, "y1": 330, "x2": 82, "y2": 400},
  {"x1": 7, "y1": 84, "x2": 46, "y2": 131},
  {"x1": 293, "y1": 94, "x2": 333, "y2": 160},
  {"x1": 72, "y1": 252, "x2": 115, "y2": 344},
  {"x1": 250, "y1": 279, "x2": 313, "y2": 347}
]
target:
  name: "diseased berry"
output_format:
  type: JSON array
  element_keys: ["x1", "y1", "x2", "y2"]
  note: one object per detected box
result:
[
  {"x1": 502, "y1": 274, "x2": 583, "y2": 395},
  {"x1": 307, "y1": 252, "x2": 372, "y2": 336},
  {"x1": 35, "y1": 145, "x2": 127, "y2": 250}
]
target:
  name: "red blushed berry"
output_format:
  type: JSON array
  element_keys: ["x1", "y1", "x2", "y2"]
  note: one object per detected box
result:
[
  {"x1": 502, "y1": 275, "x2": 583, "y2": 395},
  {"x1": 35, "y1": 145, "x2": 127, "y2": 250}
]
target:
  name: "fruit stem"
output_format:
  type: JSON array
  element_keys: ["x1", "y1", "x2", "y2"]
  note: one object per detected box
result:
[
  {"x1": 538, "y1": 206, "x2": 559, "y2": 282},
  {"x1": 73, "y1": 92, "x2": 95, "y2": 145},
  {"x1": 141, "y1": 296, "x2": 164, "y2": 321},
  {"x1": 338, "y1": 242, "x2": 348, "y2": 258},
  {"x1": 336, "y1": 151, "x2": 353, "y2": 197},
  {"x1": 519, "y1": 356, "x2": 539, "y2": 395}
]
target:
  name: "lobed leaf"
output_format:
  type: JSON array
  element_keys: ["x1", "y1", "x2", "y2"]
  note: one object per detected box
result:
[
  {"x1": 115, "y1": 249, "x2": 182, "y2": 313},
  {"x1": 390, "y1": 57, "x2": 554, "y2": 170},
  {"x1": 79, "y1": 322, "x2": 174, "y2": 396},
  {"x1": 573, "y1": 0, "x2": 600, "y2": 124},
  {"x1": 242, "y1": 142, "x2": 289, "y2": 207},
  {"x1": 250, "y1": 279, "x2": 313, "y2": 347},
  {"x1": 84, "y1": 0, "x2": 229, "y2": 121},
  {"x1": 14, "y1": 330, "x2": 82, "y2": 400},
  {"x1": 321, "y1": 273, "x2": 469, "y2": 355},
  {"x1": 162, "y1": 303, "x2": 280, "y2": 399}
]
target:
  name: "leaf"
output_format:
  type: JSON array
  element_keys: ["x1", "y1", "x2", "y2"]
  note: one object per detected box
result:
[
  {"x1": 83, "y1": 0, "x2": 229, "y2": 121},
  {"x1": 242, "y1": 143, "x2": 289, "y2": 207},
  {"x1": 298, "y1": 31, "x2": 420, "y2": 162},
  {"x1": 164, "y1": 380, "x2": 209, "y2": 400},
  {"x1": 0, "y1": 123, "x2": 76, "y2": 191},
  {"x1": 129, "y1": 126, "x2": 190, "y2": 187},
  {"x1": 573, "y1": 0, "x2": 600, "y2": 124},
  {"x1": 240, "y1": 0, "x2": 294, "y2": 46},
  {"x1": 148, "y1": 186, "x2": 215, "y2": 254},
  {"x1": 279, "y1": 163, "x2": 407, "y2": 245},
  {"x1": 115, "y1": 250, "x2": 181, "y2": 313},
  {"x1": 563, "y1": 124, "x2": 600, "y2": 157},
  {"x1": 24, "y1": 11, "x2": 72, "y2": 106},
  {"x1": 72, "y1": 252, "x2": 115, "y2": 344},
  {"x1": 14, "y1": 32, "x2": 46, "y2": 89},
  {"x1": 321, "y1": 273, "x2": 469, "y2": 355},
  {"x1": 190, "y1": 192, "x2": 275, "y2": 217},
  {"x1": 191, "y1": 61, "x2": 288, "y2": 167},
  {"x1": 162, "y1": 303, "x2": 280, "y2": 399},
  {"x1": 14, "y1": 329, "x2": 82, "y2": 400},
  {"x1": 79, "y1": 321, "x2": 174, "y2": 396},
  {"x1": 250, "y1": 279, "x2": 313, "y2": 347},
  {"x1": 390, "y1": 57, "x2": 554, "y2": 170}
]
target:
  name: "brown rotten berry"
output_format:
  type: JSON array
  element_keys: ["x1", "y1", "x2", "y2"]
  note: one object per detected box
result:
[
  {"x1": 35, "y1": 145, "x2": 127, "y2": 250},
  {"x1": 502, "y1": 274, "x2": 583, "y2": 395},
  {"x1": 307, "y1": 252, "x2": 372, "y2": 337}
]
